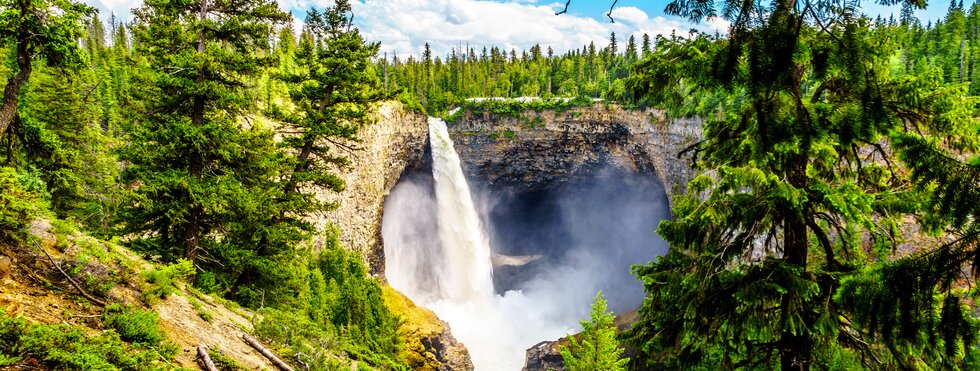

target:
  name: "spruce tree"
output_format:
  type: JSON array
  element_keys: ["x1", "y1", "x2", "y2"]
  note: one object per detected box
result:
[
  {"x1": 120, "y1": 0, "x2": 289, "y2": 266},
  {"x1": 625, "y1": 0, "x2": 980, "y2": 369},
  {"x1": 560, "y1": 292, "x2": 628, "y2": 371},
  {"x1": 225, "y1": 2, "x2": 383, "y2": 305}
]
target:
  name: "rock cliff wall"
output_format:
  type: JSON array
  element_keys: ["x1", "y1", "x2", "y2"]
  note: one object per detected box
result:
[
  {"x1": 447, "y1": 105, "x2": 701, "y2": 204},
  {"x1": 314, "y1": 102, "x2": 427, "y2": 273}
]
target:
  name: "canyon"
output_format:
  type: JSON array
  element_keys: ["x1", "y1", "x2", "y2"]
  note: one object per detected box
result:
[{"x1": 318, "y1": 101, "x2": 701, "y2": 369}]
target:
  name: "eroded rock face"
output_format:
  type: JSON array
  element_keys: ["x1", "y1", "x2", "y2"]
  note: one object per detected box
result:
[
  {"x1": 314, "y1": 101, "x2": 428, "y2": 274},
  {"x1": 522, "y1": 341, "x2": 566, "y2": 371},
  {"x1": 447, "y1": 105, "x2": 702, "y2": 204}
]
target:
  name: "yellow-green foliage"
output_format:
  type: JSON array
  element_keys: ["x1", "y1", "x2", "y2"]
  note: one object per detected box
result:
[
  {"x1": 207, "y1": 347, "x2": 246, "y2": 371},
  {"x1": 0, "y1": 167, "x2": 43, "y2": 244},
  {"x1": 381, "y1": 286, "x2": 443, "y2": 371},
  {"x1": 102, "y1": 304, "x2": 169, "y2": 348},
  {"x1": 141, "y1": 259, "x2": 194, "y2": 303}
]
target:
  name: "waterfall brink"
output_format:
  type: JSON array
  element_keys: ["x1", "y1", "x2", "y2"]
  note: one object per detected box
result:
[{"x1": 428, "y1": 117, "x2": 495, "y2": 304}]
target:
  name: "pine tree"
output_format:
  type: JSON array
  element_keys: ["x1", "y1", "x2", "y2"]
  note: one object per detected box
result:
[
  {"x1": 224, "y1": 2, "x2": 383, "y2": 306},
  {"x1": 120, "y1": 0, "x2": 289, "y2": 266},
  {"x1": 559, "y1": 292, "x2": 628, "y2": 371},
  {"x1": 626, "y1": 0, "x2": 980, "y2": 369}
]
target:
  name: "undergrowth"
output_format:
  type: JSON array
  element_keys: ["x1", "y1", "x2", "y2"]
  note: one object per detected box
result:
[{"x1": 0, "y1": 309, "x2": 178, "y2": 370}]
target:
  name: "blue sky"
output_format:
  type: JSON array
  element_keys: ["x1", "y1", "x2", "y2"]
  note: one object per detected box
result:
[{"x1": 87, "y1": 0, "x2": 956, "y2": 58}]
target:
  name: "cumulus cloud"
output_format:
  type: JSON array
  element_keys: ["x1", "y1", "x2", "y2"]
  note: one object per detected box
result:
[
  {"x1": 84, "y1": 0, "x2": 726, "y2": 58},
  {"x1": 347, "y1": 0, "x2": 727, "y2": 58}
]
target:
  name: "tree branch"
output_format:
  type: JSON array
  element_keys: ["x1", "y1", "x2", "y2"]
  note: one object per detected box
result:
[
  {"x1": 31, "y1": 239, "x2": 106, "y2": 307},
  {"x1": 607, "y1": 0, "x2": 619, "y2": 23},
  {"x1": 555, "y1": 0, "x2": 571, "y2": 15}
]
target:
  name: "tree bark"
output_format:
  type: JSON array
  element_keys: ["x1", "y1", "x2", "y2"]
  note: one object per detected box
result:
[
  {"x1": 779, "y1": 155, "x2": 812, "y2": 371},
  {"x1": 0, "y1": 39, "x2": 33, "y2": 138},
  {"x1": 183, "y1": 0, "x2": 208, "y2": 264},
  {"x1": 243, "y1": 334, "x2": 294, "y2": 371}
]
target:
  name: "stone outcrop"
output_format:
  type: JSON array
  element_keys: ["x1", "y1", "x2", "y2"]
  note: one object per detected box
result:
[
  {"x1": 523, "y1": 340, "x2": 567, "y2": 371},
  {"x1": 447, "y1": 105, "x2": 702, "y2": 203},
  {"x1": 314, "y1": 101, "x2": 427, "y2": 273},
  {"x1": 382, "y1": 286, "x2": 474, "y2": 371}
]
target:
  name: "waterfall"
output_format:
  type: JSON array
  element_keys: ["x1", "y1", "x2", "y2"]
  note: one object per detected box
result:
[
  {"x1": 386, "y1": 116, "x2": 645, "y2": 370},
  {"x1": 427, "y1": 117, "x2": 496, "y2": 304}
]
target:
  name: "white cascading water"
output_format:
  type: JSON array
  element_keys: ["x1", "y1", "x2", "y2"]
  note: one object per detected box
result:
[
  {"x1": 427, "y1": 117, "x2": 495, "y2": 305},
  {"x1": 385, "y1": 117, "x2": 572, "y2": 370}
]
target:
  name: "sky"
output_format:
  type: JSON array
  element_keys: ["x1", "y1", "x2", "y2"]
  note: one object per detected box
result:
[{"x1": 86, "y1": 0, "x2": 954, "y2": 58}]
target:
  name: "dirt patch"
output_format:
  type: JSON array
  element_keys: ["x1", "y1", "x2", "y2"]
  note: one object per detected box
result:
[{"x1": 155, "y1": 292, "x2": 276, "y2": 370}]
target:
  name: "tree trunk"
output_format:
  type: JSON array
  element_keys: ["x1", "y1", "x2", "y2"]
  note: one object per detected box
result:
[
  {"x1": 243, "y1": 334, "x2": 294, "y2": 371},
  {"x1": 779, "y1": 155, "x2": 812, "y2": 371},
  {"x1": 183, "y1": 0, "x2": 208, "y2": 264},
  {"x1": 197, "y1": 345, "x2": 219, "y2": 371},
  {"x1": 0, "y1": 40, "x2": 33, "y2": 138}
]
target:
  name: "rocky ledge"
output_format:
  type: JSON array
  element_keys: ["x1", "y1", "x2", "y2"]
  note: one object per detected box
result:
[{"x1": 447, "y1": 104, "x2": 702, "y2": 203}]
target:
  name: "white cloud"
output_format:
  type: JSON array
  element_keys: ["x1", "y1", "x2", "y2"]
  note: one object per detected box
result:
[
  {"x1": 609, "y1": 6, "x2": 648, "y2": 24},
  {"x1": 344, "y1": 0, "x2": 725, "y2": 58},
  {"x1": 82, "y1": 0, "x2": 727, "y2": 58}
]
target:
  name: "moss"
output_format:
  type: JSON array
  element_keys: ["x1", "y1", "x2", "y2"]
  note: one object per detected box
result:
[{"x1": 381, "y1": 286, "x2": 443, "y2": 371}]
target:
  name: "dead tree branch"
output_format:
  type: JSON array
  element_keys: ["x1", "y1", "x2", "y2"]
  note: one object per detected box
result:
[
  {"x1": 196, "y1": 345, "x2": 219, "y2": 371},
  {"x1": 32, "y1": 240, "x2": 106, "y2": 306}
]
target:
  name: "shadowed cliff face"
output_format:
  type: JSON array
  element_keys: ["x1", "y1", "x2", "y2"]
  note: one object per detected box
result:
[{"x1": 481, "y1": 166, "x2": 669, "y2": 313}]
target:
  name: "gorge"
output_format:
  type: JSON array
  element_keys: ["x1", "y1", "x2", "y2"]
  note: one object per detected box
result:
[{"x1": 319, "y1": 101, "x2": 701, "y2": 369}]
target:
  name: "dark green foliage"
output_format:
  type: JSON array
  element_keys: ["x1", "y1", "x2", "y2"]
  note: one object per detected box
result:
[
  {"x1": 119, "y1": 0, "x2": 289, "y2": 265},
  {"x1": 381, "y1": 35, "x2": 648, "y2": 114},
  {"x1": 251, "y1": 232, "x2": 405, "y2": 369},
  {"x1": 625, "y1": 1, "x2": 980, "y2": 370},
  {"x1": 0, "y1": 0, "x2": 91, "y2": 137},
  {"x1": 0, "y1": 309, "x2": 177, "y2": 370}
]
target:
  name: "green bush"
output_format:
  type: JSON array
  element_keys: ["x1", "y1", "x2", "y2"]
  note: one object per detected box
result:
[
  {"x1": 0, "y1": 309, "x2": 176, "y2": 370},
  {"x1": 0, "y1": 167, "x2": 44, "y2": 244},
  {"x1": 142, "y1": 259, "x2": 194, "y2": 303},
  {"x1": 102, "y1": 304, "x2": 167, "y2": 346}
]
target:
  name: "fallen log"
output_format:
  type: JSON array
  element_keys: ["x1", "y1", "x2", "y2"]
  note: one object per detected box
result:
[
  {"x1": 33, "y1": 240, "x2": 105, "y2": 306},
  {"x1": 196, "y1": 345, "x2": 218, "y2": 371},
  {"x1": 242, "y1": 334, "x2": 294, "y2": 371}
]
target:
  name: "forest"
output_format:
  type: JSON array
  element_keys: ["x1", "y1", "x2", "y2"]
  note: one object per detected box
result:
[{"x1": 0, "y1": 0, "x2": 979, "y2": 369}]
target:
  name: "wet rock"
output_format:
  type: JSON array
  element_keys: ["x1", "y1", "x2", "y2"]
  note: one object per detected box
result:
[{"x1": 522, "y1": 340, "x2": 565, "y2": 371}]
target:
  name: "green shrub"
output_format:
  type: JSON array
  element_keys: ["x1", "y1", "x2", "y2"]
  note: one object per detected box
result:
[
  {"x1": 142, "y1": 259, "x2": 194, "y2": 302},
  {"x1": 0, "y1": 167, "x2": 44, "y2": 244},
  {"x1": 102, "y1": 304, "x2": 167, "y2": 346},
  {"x1": 0, "y1": 309, "x2": 176, "y2": 370},
  {"x1": 208, "y1": 347, "x2": 246, "y2": 371}
]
